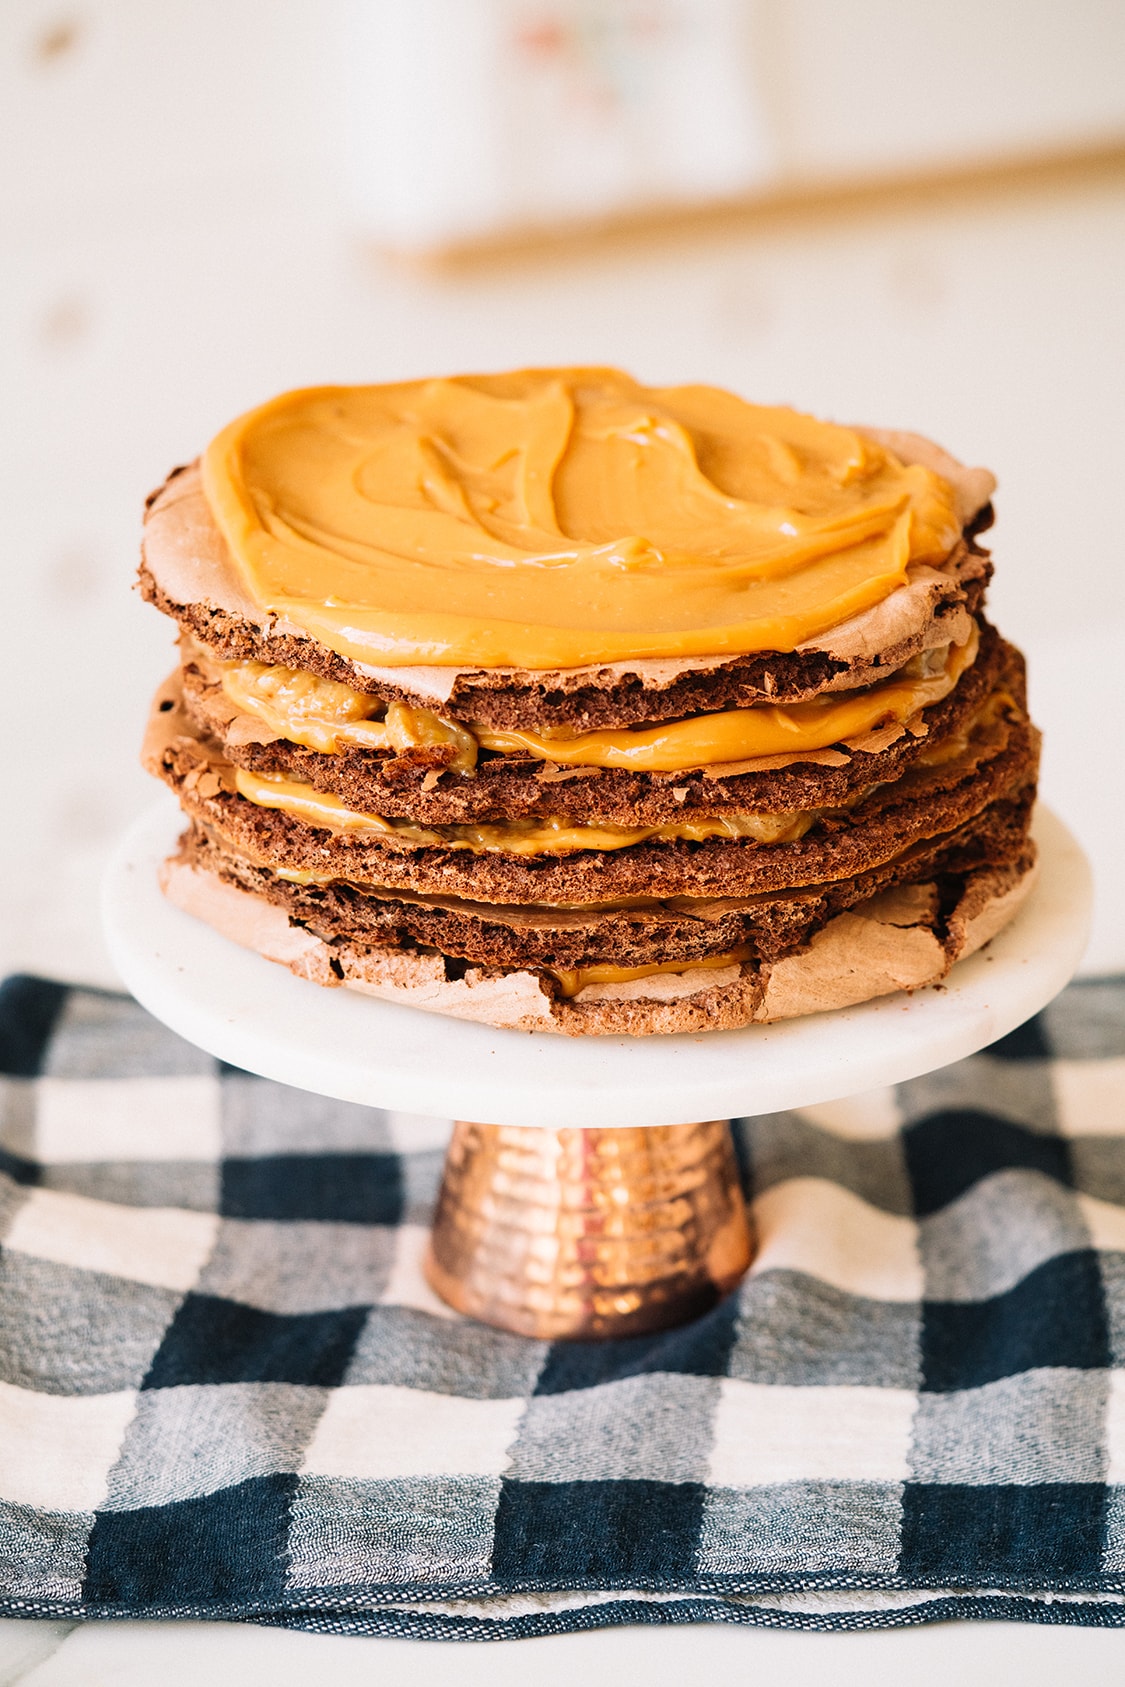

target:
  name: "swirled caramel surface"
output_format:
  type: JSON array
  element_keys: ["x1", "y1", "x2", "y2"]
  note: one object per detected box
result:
[{"x1": 202, "y1": 369, "x2": 962, "y2": 670}]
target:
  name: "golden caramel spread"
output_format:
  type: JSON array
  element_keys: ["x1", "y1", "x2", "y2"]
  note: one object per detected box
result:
[
  {"x1": 911, "y1": 687, "x2": 1018, "y2": 768},
  {"x1": 201, "y1": 369, "x2": 962, "y2": 670},
  {"x1": 480, "y1": 627, "x2": 977, "y2": 771},
  {"x1": 212, "y1": 624, "x2": 976, "y2": 776},
  {"x1": 220, "y1": 658, "x2": 478, "y2": 768},
  {"x1": 385, "y1": 701, "x2": 477, "y2": 772},
  {"x1": 220, "y1": 660, "x2": 390, "y2": 753},
  {"x1": 232, "y1": 767, "x2": 818, "y2": 854},
  {"x1": 551, "y1": 949, "x2": 752, "y2": 998}
]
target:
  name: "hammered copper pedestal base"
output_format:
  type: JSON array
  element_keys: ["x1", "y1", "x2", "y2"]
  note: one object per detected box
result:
[{"x1": 424, "y1": 1119, "x2": 754, "y2": 1340}]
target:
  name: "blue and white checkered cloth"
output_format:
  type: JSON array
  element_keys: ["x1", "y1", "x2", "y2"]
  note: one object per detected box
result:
[{"x1": 1, "y1": 972, "x2": 1124, "y2": 1638}]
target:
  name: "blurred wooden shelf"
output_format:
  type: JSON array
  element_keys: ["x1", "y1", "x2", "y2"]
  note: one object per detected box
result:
[{"x1": 395, "y1": 137, "x2": 1125, "y2": 272}]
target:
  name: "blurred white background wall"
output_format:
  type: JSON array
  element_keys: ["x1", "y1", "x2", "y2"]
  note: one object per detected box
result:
[
  {"x1": 343, "y1": 0, "x2": 1125, "y2": 252},
  {"x1": 2, "y1": 0, "x2": 1123, "y2": 984}
]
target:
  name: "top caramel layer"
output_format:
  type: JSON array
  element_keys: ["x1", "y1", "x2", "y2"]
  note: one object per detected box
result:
[{"x1": 202, "y1": 368, "x2": 963, "y2": 671}]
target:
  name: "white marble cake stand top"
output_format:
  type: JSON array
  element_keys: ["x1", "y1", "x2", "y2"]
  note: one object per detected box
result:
[{"x1": 102, "y1": 800, "x2": 1090, "y2": 1130}]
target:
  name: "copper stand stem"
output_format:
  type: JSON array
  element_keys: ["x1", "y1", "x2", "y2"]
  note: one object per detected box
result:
[{"x1": 424, "y1": 1119, "x2": 754, "y2": 1340}]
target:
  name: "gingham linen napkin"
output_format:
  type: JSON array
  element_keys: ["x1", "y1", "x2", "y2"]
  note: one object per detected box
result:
[{"x1": 1, "y1": 973, "x2": 1124, "y2": 1639}]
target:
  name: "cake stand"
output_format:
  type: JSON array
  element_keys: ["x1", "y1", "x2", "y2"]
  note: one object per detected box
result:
[{"x1": 103, "y1": 799, "x2": 1091, "y2": 1340}]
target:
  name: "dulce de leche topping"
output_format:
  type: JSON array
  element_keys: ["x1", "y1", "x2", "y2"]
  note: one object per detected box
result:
[{"x1": 202, "y1": 368, "x2": 963, "y2": 671}]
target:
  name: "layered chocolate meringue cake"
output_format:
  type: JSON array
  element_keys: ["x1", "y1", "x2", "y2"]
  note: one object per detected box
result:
[{"x1": 138, "y1": 369, "x2": 1039, "y2": 1034}]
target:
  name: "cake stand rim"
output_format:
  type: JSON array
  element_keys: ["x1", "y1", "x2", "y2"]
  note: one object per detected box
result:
[{"x1": 101, "y1": 798, "x2": 1091, "y2": 1127}]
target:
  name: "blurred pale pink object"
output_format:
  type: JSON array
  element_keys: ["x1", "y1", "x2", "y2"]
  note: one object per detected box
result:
[
  {"x1": 339, "y1": 0, "x2": 1125, "y2": 257},
  {"x1": 341, "y1": 0, "x2": 775, "y2": 254}
]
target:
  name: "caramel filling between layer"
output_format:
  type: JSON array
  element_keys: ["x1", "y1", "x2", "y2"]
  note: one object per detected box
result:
[
  {"x1": 201, "y1": 368, "x2": 962, "y2": 668},
  {"x1": 211, "y1": 674, "x2": 1014, "y2": 864},
  {"x1": 232, "y1": 767, "x2": 826, "y2": 855},
  {"x1": 480, "y1": 628, "x2": 976, "y2": 770},
  {"x1": 550, "y1": 950, "x2": 752, "y2": 999},
  {"x1": 212, "y1": 623, "x2": 977, "y2": 776},
  {"x1": 218, "y1": 658, "x2": 478, "y2": 769}
]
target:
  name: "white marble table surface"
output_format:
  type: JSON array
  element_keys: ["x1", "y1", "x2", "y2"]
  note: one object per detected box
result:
[{"x1": 1, "y1": 1613, "x2": 1124, "y2": 1686}]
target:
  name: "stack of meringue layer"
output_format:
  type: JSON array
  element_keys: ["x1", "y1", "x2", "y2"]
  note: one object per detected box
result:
[{"x1": 139, "y1": 370, "x2": 1039, "y2": 1035}]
